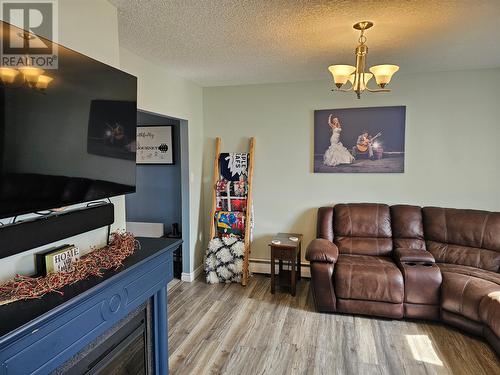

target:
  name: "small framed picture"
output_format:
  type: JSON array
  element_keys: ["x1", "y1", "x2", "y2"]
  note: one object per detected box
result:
[
  {"x1": 136, "y1": 126, "x2": 174, "y2": 164},
  {"x1": 36, "y1": 244, "x2": 80, "y2": 276}
]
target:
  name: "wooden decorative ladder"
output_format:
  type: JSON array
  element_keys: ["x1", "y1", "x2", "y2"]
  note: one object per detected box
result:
[{"x1": 208, "y1": 137, "x2": 255, "y2": 286}]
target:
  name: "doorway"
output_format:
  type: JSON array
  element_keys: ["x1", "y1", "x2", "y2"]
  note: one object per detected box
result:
[{"x1": 126, "y1": 109, "x2": 190, "y2": 280}]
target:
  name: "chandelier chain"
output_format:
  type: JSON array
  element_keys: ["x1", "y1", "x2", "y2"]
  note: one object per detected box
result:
[{"x1": 358, "y1": 30, "x2": 367, "y2": 44}]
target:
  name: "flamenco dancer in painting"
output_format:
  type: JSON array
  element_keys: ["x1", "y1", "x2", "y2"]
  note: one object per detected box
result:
[{"x1": 323, "y1": 115, "x2": 354, "y2": 167}]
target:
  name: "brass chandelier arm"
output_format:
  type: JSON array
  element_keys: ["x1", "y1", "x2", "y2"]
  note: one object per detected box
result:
[
  {"x1": 332, "y1": 87, "x2": 354, "y2": 92},
  {"x1": 365, "y1": 85, "x2": 390, "y2": 93},
  {"x1": 331, "y1": 81, "x2": 390, "y2": 94}
]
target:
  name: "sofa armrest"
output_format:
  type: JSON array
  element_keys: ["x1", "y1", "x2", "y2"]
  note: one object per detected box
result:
[
  {"x1": 306, "y1": 239, "x2": 339, "y2": 263},
  {"x1": 394, "y1": 248, "x2": 435, "y2": 263}
]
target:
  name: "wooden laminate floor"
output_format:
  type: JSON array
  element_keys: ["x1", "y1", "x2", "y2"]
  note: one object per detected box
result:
[{"x1": 168, "y1": 275, "x2": 499, "y2": 375}]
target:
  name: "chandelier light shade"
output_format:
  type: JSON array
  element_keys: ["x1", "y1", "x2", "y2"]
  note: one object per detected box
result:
[
  {"x1": 328, "y1": 21, "x2": 399, "y2": 98},
  {"x1": 18, "y1": 66, "x2": 44, "y2": 86},
  {"x1": 0, "y1": 67, "x2": 19, "y2": 84},
  {"x1": 328, "y1": 65, "x2": 356, "y2": 88},
  {"x1": 36, "y1": 75, "x2": 53, "y2": 90},
  {"x1": 369, "y1": 64, "x2": 399, "y2": 87},
  {"x1": 0, "y1": 65, "x2": 53, "y2": 91},
  {"x1": 348, "y1": 72, "x2": 373, "y2": 91}
]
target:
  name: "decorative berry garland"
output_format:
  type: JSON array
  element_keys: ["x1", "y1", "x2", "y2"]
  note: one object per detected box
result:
[{"x1": 0, "y1": 232, "x2": 139, "y2": 306}]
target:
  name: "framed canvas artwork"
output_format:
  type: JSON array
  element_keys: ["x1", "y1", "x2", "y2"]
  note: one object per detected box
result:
[
  {"x1": 136, "y1": 126, "x2": 173, "y2": 164},
  {"x1": 314, "y1": 106, "x2": 406, "y2": 173}
]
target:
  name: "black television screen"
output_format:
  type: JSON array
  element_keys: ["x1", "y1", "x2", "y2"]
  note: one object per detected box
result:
[{"x1": 0, "y1": 22, "x2": 137, "y2": 219}]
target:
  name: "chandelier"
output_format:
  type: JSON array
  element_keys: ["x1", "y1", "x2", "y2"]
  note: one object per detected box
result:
[
  {"x1": 0, "y1": 65, "x2": 53, "y2": 91},
  {"x1": 328, "y1": 21, "x2": 399, "y2": 99}
]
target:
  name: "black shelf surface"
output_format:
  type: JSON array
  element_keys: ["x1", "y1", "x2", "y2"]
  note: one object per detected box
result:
[{"x1": 0, "y1": 237, "x2": 181, "y2": 338}]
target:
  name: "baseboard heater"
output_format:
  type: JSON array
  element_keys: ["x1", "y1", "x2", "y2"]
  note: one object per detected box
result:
[{"x1": 0, "y1": 203, "x2": 114, "y2": 260}]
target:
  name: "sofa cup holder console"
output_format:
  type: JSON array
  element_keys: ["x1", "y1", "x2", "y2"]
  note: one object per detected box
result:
[{"x1": 403, "y1": 261, "x2": 434, "y2": 267}]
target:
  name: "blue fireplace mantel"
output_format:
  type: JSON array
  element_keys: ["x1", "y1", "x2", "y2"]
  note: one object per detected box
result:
[{"x1": 0, "y1": 237, "x2": 180, "y2": 375}]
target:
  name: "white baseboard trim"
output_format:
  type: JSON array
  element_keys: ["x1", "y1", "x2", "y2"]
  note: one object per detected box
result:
[
  {"x1": 250, "y1": 258, "x2": 311, "y2": 278},
  {"x1": 181, "y1": 260, "x2": 310, "y2": 282},
  {"x1": 181, "y1": 264, "x2": 203, "y2": 282}
]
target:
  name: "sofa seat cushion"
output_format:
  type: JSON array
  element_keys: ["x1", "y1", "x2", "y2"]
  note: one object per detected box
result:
[
  {"x1": 437, "y1": 263, "x2": 500, "y2": 285},
  {"x1": 479, "y1": 292, "x2": 500, "y2": 338},
  {"x1": 441, "y1": 271, "x2": 500, "y2": 322},
  {"x1": 334, "y1": 255, "x2": 404, "y2": 304}
]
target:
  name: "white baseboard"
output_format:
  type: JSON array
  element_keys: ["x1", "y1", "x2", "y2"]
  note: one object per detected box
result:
[
  {"x1": 181, "y1": 260, "x2": 310, "y2": 282},
  {"x1": 181, "y1": 264, "x2": 203, "y2": 282},
  {"x1": 250, "y1": 258, "x2": 311, "y2": 278}
]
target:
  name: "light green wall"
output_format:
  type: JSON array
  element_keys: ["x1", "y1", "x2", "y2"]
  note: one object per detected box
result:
[
  {"x1": 202, "y1": 69, "x2": 500, "y2": 262},
  {"x1": 59, "y1": 0, "x2": 120, "y2": 68}
]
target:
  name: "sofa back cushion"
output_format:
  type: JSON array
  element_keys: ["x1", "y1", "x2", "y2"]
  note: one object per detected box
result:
[
  {"x1": 391, "y1": 205, "x2": 426, "y2": 250},
  {"x1": 333, "y1": 203, "x2": 392, "y2": 256},
  {"x1": 423, "y1": 207, "x2": 500, "y2": 272}
]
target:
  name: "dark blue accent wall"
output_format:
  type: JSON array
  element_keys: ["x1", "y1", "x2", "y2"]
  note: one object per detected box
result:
[{"x1": 126, "y1": 111, "x2": 182, "y2": 235}]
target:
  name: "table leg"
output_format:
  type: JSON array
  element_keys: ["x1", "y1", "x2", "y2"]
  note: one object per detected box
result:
[
  {"x1": 291, "y1": 257, "x2": 296, "y2": 297},
  {"x1": 297, "y1": 243, "x2": 302, "y2": 281},
  {"x1": 279, "y1": 259, "x2": 283, "y2": 275},
  {"x1": 270, "y1": 249, "x2": 275, "y2": 294}
]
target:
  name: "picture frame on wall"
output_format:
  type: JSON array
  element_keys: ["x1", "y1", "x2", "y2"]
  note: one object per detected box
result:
[
  {"x1": 136, "y1": 125, "x2": 174, "y2": 165},
  {"x1": 314, "y1": 106, "x2": 406, "y2": 173}
]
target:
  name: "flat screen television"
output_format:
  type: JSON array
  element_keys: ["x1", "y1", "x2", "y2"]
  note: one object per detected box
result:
[{"x1": 0, "y1": 21, "x2": 137, "y2": 219}]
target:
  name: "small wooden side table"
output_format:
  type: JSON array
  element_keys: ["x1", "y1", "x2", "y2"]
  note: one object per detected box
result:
[{"x1": 269, "y1": 233, "x2": 303, "y2": 296}]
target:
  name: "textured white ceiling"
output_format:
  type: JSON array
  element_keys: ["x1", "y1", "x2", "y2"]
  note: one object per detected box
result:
[{"x1": 109, "y1": 0, "x2": 500, "y2": 87}]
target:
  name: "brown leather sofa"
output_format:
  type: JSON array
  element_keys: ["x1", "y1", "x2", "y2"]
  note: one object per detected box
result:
[{"x1": 306, "y1": 203, "x2": 500, "y2": 355}]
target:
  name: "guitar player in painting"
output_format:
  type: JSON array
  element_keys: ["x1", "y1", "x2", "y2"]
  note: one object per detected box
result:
[{"x1": 352, "y1": 130, "x2": 382, "y2": 159}]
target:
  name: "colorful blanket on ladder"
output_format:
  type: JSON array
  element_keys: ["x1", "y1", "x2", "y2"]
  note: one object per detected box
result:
[{"x1": 205, "y1": 152, "x2": 253, "y2": 284}]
